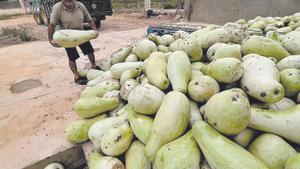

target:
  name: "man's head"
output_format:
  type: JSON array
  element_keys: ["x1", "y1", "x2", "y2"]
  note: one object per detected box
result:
[{"x1": 62, "y1": 0, "x2": 75, "y2": 9}]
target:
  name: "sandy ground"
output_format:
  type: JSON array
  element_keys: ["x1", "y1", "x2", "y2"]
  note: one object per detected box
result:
[{"x1": 0, "y1": 11, "x2": 177, "y2": 169}]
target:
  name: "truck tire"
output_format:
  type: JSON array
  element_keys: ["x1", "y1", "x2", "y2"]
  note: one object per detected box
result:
[
  {"x1": 40, "y1": 7, "x2": 49, "y2": 26},
  {"x1": 95, "y1": 19, "x2": 101, "y2": 29},
  {"x1": 32, "y1": 7, "x2": 43, "y2": 25}
]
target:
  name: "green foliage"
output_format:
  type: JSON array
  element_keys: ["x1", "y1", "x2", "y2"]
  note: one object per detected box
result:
[
  {"x1": 1, "y1": 25, "x2": 36, "y2": 42},
  {"x1": 111, "y1": 0, "x2": 184, "y2": 9},
  {"x1": 0, "y1": 13, "x2": 26, "y2": 21}
]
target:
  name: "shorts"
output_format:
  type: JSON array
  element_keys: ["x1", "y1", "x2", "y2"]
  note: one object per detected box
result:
[{"x1": 65, "y1": 41, "x2": 94, "y2": 61}]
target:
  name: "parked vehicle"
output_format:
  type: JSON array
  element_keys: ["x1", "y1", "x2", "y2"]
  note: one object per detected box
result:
[
  {"x1": 29, "y1": 0, "x2": 53, "y2": 25},
  {"x1": 29, "y1": 0, "x2": 113, "y2": 28}
]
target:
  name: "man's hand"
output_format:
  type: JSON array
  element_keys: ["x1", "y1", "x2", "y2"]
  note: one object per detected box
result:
[
  {"x1": 93, "y1": 30, "x2": 99, "y2": 39},
  {"x1": 49, "y1": 39, "x2": 60, "y2": 48},
  {"x1": 48, "y1": 23, "x2": 61, "y2": 47},
  {"x1": 89, "y1": 20, "x2": 98, "y2": 39}
]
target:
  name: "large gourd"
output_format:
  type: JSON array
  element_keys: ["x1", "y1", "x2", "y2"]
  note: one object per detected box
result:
[
  {"x1": 189, "y1": 101, "x2": 203, "y2": 127},
  {"x1": 285, "y1": 153, "x2": 300, "y2": 169},
  {"x1": 145, "y1": 91, "x2": 190, "y2": 161},
  {"x1": 251, "y1": 97, "x2": 296, "y2": 111},
  {"x1": 277, "y1": 55, "x2": 300, "y2": 71},
  {"x1": 188, "y1": 75, "x2": 220, "y2": 102},
  {"x1": 88, "y1": 151, "x2": 125, "y2": 169},
  {"x1": 100, "y1": 123, "x2": 133, "y2": 156},
  {"x1": 154, "y1": 131, "x2": 201, "y2": 169},
  {"x1": 128, "y1": 84, "x2": 165, "y2": 115},
  {"x1": 207, "y1": 43, "x2": 241, "y2": 61},
  {"x1": 44, "y1": 163, "x2": 64, "y2": 169},
  {"x1": 120, "y1": 79, "x2": 140, "y2": 101},
  {"x1": 74, "y1": 97, "x2": 119, "y2": 118},
  {"x1": 66, "y1": 114, "x2": 107, "y2": 144},
  {"x1": 80, "y1": 84, "x2": 120, "y2": 98},
  {"x1": 125, "y1": 141, "x2": 151, "y2": 169},
  {"x1": 203, "y1": 88, "x2": 251, "y2": 135},
  {"x1": 87, "y1": 71, "x2": 113, "y2": 87},
  {"x1": 167, "y1": 51, "x2": 191, "y2": 93},
  {"x1": 192, "y1": 121, "x2": 269, "y2": 169},
  {"x1": 241, "y1": 36, "x2": 290, "y2": 61},
  {"x1": 111, "y1": 46, "x2": 133, "y2": 64},
  {"x1": 110, "y1": 62, "x2": 144, "y2": 79},
  {"x1": 248, "y1": 133, "x2": 296, "y2": 169},
  {"x1": 249, "y1": 105, "x2": 300, "y2": 144},
  {"x1": 197, "y1": 23, "x2": 248, "y2": 49},
  {"x1": 53, "y1": 30, "x2": 97, "y2": 48},
  {"x1": 202, "y1": 58, "x2": 243, "y2": 83},
  {"x1": 280, "y1": 69, "x2": 300, "y2": 97},
  {"x1": 143, "y1": 52, "x2": 169, "y2": 90},
  {"x1": 133, "y1": 39, "x2": 158, "y2": 60},
  {"x1": 233, "y1": 128, "x2": 258, "y2": 147},
  {"x1": 281, "y1": 31, "x2": 300, "y2": 55},
  {"x1": 88, "y1": 112, "x2": 128, "y2": 151},
  {"x1": 127, "y1": 106, "x2": 153, "y2": 144},
  {"x1": 241, "y1": 54, "x2": 285, "y2": 103}
]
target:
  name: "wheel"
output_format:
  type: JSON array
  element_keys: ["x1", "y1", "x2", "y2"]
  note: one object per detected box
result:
[
  {"x1": 33, "y1": 13, "x2": 43, "y2": 25},
  {"x1": 95, "y1": 19, "x2": 101, "y2": 29},
  {"x1": 40, "y1": 7, "x2": 49, "y2": 26}
]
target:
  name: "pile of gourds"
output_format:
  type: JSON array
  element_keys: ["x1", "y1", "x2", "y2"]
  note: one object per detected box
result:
[{"x1": 58, "y1": 12, "x2": 300, "y2": 169}]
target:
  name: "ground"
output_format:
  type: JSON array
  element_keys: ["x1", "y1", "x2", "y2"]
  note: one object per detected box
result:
[{"x1": 0, "y1": 11, "x2": 177, "y2": 169}]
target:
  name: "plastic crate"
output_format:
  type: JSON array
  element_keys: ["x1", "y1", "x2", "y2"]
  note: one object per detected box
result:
[{"x1": 147, "y1": 24, "x2": 204, "y2": 36}]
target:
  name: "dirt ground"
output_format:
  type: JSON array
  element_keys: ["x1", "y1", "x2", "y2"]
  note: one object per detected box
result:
[
  {"x1": 0, "y1": 12, "x2": 177, "y2": 47},
  {"x1": 0, "y1": 12, "x2": 177, "y2": 169}
]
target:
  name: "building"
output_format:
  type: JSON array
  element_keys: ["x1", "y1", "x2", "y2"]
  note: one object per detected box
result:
[{"x1": 184, "y1": 0, "x2": 300, "y2": 24}]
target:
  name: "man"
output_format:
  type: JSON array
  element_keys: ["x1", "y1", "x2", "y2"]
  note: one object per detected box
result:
[
  {"x1": 48, "y1": 0, "x2": 100, "y2": 85},
  {"x1": 144, "y1": 0, "x2": 151, "y2": 17}
]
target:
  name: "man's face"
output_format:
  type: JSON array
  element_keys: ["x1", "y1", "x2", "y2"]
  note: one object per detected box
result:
[{"x1": 62, "y1": 0, "x2": 74, "y2": 9}]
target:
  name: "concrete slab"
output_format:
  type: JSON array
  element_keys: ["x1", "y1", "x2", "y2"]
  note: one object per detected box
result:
[
  {"x1": 23, "y1": 145, "x2": 86, "y2": 169},
  {"x1": 0, "y1": 28, "x2": 147, "y2": 169},
  {"x1": 0, "y1": 8, "x2": 27, "y2": 16}
]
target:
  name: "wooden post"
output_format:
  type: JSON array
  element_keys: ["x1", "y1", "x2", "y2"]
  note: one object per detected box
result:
[
  {"x1": 18, "y1": 0, "x2": 27, "y2": 14},
  {"x1": 183, "y1": 0, "x2": 191, "y2": 21}
]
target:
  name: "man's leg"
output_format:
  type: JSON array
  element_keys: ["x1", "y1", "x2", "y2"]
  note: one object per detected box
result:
[
  {"x1": 79, "y1": 41, "x2": 100, "y2": 69},
  {"x1": 65, "y1": 47, "x2": 87, "y2": 85},
  {"x1": 87, "y1": 53, "x2": 97, "y2": 68},
  {"x1": 68, "y1": 60, "x2": 80, "y2": 80}
]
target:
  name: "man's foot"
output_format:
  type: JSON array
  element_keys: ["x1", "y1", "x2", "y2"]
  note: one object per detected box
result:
[
  {"x1": 92, "y1": 65, "x2": 101, "y2": 70},
  {"x1": 74, "y1": 77, "x2": 88, "y2": 85}
]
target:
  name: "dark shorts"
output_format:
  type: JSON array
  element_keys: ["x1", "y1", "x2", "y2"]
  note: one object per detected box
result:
[{"x1": 65, "y1": 41, "x2": 94, "y2": 61}]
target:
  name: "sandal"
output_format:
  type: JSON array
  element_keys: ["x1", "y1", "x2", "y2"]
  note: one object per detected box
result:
[
  {"x1": 74, "y1": 77, "x2": 88, "y2": 85},
  {"x1": 92, "y1": 65, "x2": 101, "y2": 70}
]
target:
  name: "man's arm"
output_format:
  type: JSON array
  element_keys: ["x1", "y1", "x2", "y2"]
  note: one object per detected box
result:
[
  {"x1": 88, "y1": 19, "x2": 99, "y2": 39},
  {"x1": 88, "y1": 20, "x2": 97, "y2": 32},
  {"x1": 48, "y1": 3, "x2": 60, "y2": 47},
  {"x1": 82, "y1": 4, "x2": 98, "y2": 38},
  {"x1": 48, "y1": 23, "x2": 60, "y2": 47}
]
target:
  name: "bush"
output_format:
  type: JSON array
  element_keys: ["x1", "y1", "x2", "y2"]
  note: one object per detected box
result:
[{"x1": 1, "y1": 25, "x2": 35, "y2": 41}]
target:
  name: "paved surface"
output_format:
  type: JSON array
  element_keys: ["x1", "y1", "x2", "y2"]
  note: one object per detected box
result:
[
  {"x1": 0, "y1": 10, "x2": 179, "y2": 169},
  {"x1": 0, "y1": 26, "x2": 147, "y2": 169}
]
